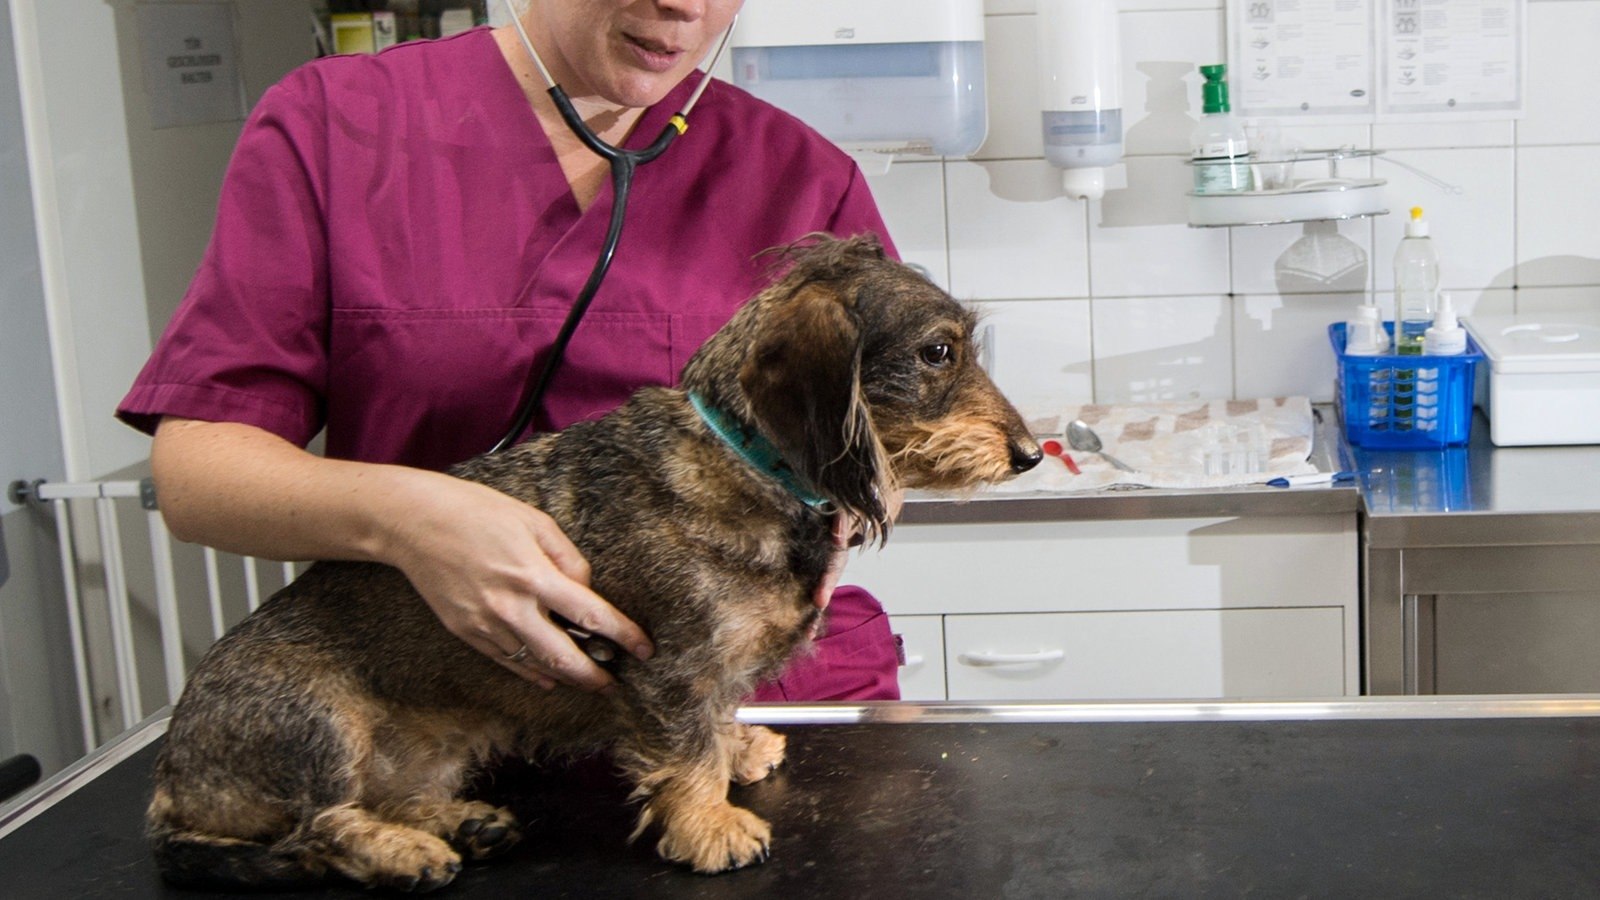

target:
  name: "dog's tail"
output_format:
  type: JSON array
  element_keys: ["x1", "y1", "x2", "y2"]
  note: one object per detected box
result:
[{"x1": 150, "y1": 823, "x2": 325, "y2": 890}]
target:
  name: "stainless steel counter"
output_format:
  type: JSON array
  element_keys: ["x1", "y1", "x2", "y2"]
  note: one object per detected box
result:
[
  {"x1": 1354, "y1": 412, "x2": 1600, "y2": 545},
  {"x1": 738, "y1": 694, "x2": 1600, "y2": 725},
  {"x1": 895, "y1": 404, "x2": 1600, "y2": 697},
  {"x1": 1354, "y1": 412, "x2": 1600, "y2": 694}
]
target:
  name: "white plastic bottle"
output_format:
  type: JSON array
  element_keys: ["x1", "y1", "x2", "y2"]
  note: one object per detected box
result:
[
  {"x1": 1190, "y1": 64, "x2": 1253, "y2": 194},
  {"x1": 1423, "y1": 292, "x2": 1467, "y2": 355},
  {"x1": 1393, "y1": 206, "x2": 1439, "y2": 355},
  {"x1": 1344, "y1": 302, "x2": 1390, "y2": 356}
]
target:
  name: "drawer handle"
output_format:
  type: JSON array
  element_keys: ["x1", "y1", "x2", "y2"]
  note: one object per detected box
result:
[
  {"x1": 957, "y1": 649, "x2": 1066, "y2": 667},
  {"x1": 901, "y1": 653, "x2": 926, "y2": 668}
]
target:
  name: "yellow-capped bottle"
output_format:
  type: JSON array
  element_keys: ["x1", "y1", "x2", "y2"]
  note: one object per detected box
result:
[{"x1": 1393, "y1": 206, "x2": 1439, "y2": 356}]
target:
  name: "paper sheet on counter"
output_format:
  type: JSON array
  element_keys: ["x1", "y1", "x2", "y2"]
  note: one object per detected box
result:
[{"x1": 999, "y1": 397, "x2": 1320, "y2": 494}]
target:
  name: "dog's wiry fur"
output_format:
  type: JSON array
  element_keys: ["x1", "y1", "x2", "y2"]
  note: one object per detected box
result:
[{"x1": 146, "y1": 234, "x2": 1042, "y2": 891}]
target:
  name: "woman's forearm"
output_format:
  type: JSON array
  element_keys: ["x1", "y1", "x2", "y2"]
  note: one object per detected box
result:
[{"x1": 150, "y1": 416, "x2": 436, "y2": 564}]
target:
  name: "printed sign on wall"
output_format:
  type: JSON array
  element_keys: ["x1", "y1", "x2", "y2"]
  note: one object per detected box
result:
[
  {"x1": 1229, "y1": 0, "x2": 1524, "y2": 122},
  {"x1": 136, "y1": 2, "x2": 248, "y2": 129},
  {"x1": 1381, "y1": 0, "x2": 1522, "y2": 117}
]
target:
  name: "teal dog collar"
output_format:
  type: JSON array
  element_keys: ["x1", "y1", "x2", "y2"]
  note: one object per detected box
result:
[{"x1": 688, "y1": 392, "x2": 830, "y2": 510}]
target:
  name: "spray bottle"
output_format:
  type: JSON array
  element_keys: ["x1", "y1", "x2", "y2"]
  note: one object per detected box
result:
[{"x1": 1423, "y1": 293, "x2": 1467, "y2": 356}]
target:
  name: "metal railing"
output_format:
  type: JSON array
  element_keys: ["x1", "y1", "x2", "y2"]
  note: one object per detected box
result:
[{"x1": 14, "y1": 478, "x2": 296, "y2": 753}]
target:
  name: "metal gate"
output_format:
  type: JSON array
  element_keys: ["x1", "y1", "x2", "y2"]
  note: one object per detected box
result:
[{"x1": 16, "y1": 478, "x2": 298, "y2": 753}]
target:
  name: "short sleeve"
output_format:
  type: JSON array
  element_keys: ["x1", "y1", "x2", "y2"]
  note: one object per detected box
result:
[
  {"x1": 824, "y1": 164, "x2": 900, "y2": 261},
  {"x1": 117, "y1": 74, "x2": 333, "y2": 447}
]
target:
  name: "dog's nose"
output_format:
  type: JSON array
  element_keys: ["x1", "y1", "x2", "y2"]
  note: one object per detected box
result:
[{"x1": 1010, "y1": 441, "x2": 1044, "y2": 474}]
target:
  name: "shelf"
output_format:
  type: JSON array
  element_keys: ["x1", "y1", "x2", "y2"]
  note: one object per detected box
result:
[{"x1": 1185, "y1": 148, "x2": 1390, "y2": 228}]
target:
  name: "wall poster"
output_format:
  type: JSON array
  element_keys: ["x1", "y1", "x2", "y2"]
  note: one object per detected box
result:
[
  {"x1": 136, "y1": 1, "x2": 248, "y2": 129},
  {"x1": 1229, "y1": 0, "x2": 1524, "y2": 122}
]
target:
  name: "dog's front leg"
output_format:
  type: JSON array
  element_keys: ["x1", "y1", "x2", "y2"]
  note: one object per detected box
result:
[
  {"x1": 722, "y1": 722, "x2": 786, "y2": 786},
  {"x1": 621, "y1": 724, "x2": 772, "y2": 873}
]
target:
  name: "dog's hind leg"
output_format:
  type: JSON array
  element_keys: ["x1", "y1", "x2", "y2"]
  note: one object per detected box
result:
[
  {"x1": 147, "y1": 810, "x2": 327, "y2": 890},
  {"x1": 363, "y1": 712, "x2": 523, "y2": 862},
  {"x1": 382, "y1": 798, "x2": 523, "y2": 861},
  {"x1": 298, "y1": 803, "x2": 463, "y2": 892}
]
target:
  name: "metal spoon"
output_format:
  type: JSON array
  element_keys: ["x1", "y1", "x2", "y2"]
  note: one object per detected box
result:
[{"x1": 1066, "y1": 420, "x2": 1136, "y2": 472}]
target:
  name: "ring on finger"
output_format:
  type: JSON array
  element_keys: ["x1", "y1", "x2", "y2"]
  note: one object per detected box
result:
[{"x1": 503, "y1": 643, "x2": 531, "y2": 664}]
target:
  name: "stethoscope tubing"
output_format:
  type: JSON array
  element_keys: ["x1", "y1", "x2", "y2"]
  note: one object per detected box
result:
[
  {"x1": 488, "y1": 94, "x2": 679, "y2": 454},
  {"x1": 489, "y1": 5, "x2": 733, "y2": 454}
]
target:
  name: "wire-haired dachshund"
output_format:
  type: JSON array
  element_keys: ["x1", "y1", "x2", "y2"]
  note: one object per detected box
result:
[{"x1": 147, "y1": 233, "x2": 1042, "y2": 890}]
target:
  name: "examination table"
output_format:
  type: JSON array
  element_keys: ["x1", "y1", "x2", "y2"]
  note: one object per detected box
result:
[{"x1": 3, "y1": 697, "x2": 1598, "y2": 898}]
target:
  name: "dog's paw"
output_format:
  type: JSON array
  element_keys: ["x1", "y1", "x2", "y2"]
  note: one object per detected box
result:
[
  {"x1": 656, "y1": 804, "x2": 772, "y2": 874},
  {"x1": 729, "y1": 725, "x2": 786, "y2": 785},
  {"x1": 365, "y1": 832, "x2": 462, "y2": 893},
  {"x1": 449, "y1": 805, "x2": 523, "y2": 861}
]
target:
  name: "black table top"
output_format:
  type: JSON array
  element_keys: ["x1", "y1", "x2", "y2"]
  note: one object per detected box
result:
[{"x1": 4, "y1": 710, "x2": 1600, "y2": 898}]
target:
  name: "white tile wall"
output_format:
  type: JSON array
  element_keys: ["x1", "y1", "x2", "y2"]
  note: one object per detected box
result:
[
  {"x1": 1091, "y1": 294, "x2": 1233, "y2": 401},
  {"x1": 945, "y1": 159, "x2": 1091, "y2": 299},
  {"x1": 870, "y1": 160, "x2": 950, "y2": 290},
  {"x1": 1091, "y1": 157, "x2": 1231, "y2": 297},
  {"x1": 1373, "y1": 149, "x2": 1516, "y2": 293},
  {"x1": 1234, "y1": 292, "x2": 1362, "y2": 401},
  {"x1": 1516, "y1": 146, "x2": 1600, "y2": 287},
  {"x1": 861, "y1": 0, "x2": 1600, "y2": 404},
  {"x1": 1520, "y1": 0, "x2": 1600, "y2": 146},
  {"x1": 971, "y1": 299, "x2": 1094, "y2": 408}
]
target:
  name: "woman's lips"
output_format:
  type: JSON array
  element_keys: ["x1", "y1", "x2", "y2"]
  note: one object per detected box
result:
[{"x1": 622, "y1": 33, "x2": 683, "y2": 73}]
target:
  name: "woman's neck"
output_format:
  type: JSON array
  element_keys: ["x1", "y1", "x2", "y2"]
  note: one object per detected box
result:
[{"x1": 493, "y1": 25, "x2": 646, "y2": 212}]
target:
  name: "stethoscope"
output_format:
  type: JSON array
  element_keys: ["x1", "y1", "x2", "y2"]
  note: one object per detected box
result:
[{"x1": 489, "y1": 2, "x2": 738, "y2": 453}]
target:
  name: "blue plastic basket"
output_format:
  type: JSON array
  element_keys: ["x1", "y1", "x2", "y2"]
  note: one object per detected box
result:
[{"x1": 1329, "y1": 322, "x2": 1484, "y2": 449}]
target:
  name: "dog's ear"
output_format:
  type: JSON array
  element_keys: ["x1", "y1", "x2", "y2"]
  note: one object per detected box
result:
[{"x1": 740, "y1": 284, "x2": 888, "y2": 539}]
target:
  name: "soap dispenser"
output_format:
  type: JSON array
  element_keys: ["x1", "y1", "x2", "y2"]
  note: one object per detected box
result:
[{"x1": 1037, "y1": 0, "x2": 1123, "y2": 201}]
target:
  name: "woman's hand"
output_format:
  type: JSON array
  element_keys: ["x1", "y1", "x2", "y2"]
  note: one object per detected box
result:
[
  {"x1": 379, "y1": 473, "x2": 653, "y2": 691},
  {"x1": 813, "y1": 486, "x2": 906, "y2": 610}
]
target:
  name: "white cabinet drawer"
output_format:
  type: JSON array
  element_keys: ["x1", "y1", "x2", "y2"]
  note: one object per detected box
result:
[
  {"x1": 851, "y1": 515, "x2": 1357, "y2": 617},
  {"x1": 890, "y1": 614, "x2": 947, "y2": 701},
  {"x1": 944, "y1": 608, "x2": 1346, "y2": 701}
]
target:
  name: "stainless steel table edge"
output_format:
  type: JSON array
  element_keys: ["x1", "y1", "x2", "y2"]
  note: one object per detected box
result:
[
  {"x1": 900, "y1": 484, "x2": 1360, "y2": 524},
  {"x1": 1363, "y1": 509, "x2": 1600, "y2": 548},
  {"x1": 737, "y1": 695, "x2": 1600, "y2": 725},
  {"x1": 0, "y1": 709, "x2": 170, "y2": 841}
]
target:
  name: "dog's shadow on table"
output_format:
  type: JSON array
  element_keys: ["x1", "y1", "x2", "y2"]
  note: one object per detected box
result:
[{"x1": 450, "y1": 756, "x2": 790, "y2": 894}]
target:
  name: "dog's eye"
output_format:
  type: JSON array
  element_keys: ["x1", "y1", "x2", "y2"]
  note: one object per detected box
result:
[{"x1": 919, "y1": 344, "x2": 954, "y2": 367}]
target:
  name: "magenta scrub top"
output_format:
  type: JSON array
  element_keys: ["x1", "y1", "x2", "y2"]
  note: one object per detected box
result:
[{"x1": 119, "y1": 28, "x2": 901, "y2": 702}]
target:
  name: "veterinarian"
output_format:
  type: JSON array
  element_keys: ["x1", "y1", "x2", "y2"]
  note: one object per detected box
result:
[{"x1": 117, "y1": 0, "x2": 903, "y2": 702}]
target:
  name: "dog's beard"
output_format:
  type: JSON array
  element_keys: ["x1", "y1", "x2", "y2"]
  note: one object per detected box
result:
[{"x1": 885, "y1": 420, "x2": 1019, "y2": 491}]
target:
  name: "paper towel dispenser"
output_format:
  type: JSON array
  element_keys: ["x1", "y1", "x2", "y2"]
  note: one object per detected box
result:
[{"x1": 729, "y1": 0, "x2": 987, "y2": 168}]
